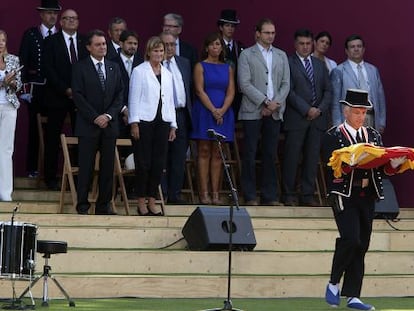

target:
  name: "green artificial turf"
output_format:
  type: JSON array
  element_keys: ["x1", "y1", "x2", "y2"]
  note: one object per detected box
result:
[{"x1": 4, "y1": 297, "x2": 414, "y2": 310}]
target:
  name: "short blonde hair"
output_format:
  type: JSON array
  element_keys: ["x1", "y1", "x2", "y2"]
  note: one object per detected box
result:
[{"x1": 144, "y1": 36, "x2": 164, "y2": 61}]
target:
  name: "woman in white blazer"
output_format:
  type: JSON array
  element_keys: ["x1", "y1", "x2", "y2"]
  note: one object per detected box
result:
[
  {"x1": 128, "y1": 36, "x2": 176, "y2": 216},
  {"x1": 0, "y1": 30, "x2": 22, "y2": 201}
]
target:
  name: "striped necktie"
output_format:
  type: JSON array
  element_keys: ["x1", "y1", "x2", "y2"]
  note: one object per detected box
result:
[
  {"x1": 96, "y1": 62, "x2": 105, "y2": 91},
  {"x1": 304, "y1": 57, "x2": 317, "y2": 105}
]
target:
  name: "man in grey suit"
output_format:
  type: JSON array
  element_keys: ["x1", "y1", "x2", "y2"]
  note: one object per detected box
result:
[
  {"x1": 282, "y1": 29, "x2": 332, "y2": 206},
  {"x1": 160, "y1": 32, "x2": 192, "y2": 204},
  {"x1": 238, "y1": 18, "x2": 290, "y2": 205},
  {"x1": 331, "y1": 34, "x2": 386, "y2": 133}
]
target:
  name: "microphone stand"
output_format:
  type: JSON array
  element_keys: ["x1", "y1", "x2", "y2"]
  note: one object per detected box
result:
[{"x1": 203, "y1": 135, "x2": 242, "y2": 311}]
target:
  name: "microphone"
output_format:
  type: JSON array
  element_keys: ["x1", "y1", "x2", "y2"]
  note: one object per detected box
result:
[{"x1": 207, "y1": 129, "x2": 226, "y2": 141}]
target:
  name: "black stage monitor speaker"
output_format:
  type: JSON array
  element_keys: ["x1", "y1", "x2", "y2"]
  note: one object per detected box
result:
[
  {"x1": 375, "y1": 178, "x2": 399, "y2": 219},
  {"x1": 182, "y1": 206, "x2": 256, "y2": 251}
]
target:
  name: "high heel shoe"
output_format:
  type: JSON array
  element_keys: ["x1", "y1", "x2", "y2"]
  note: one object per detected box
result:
[
  {"x1": 212, "y1": 192, "x2": 223, "y2": 205},
  {"x1": 199, "y1": 192, "x2": 212, "y2": 205},
  {"x1": 137, "y1": 198, "x2": 150, "y2": 216},
  {"x1": 148, "y1": 197, "x2": 163, "y2": 216}
]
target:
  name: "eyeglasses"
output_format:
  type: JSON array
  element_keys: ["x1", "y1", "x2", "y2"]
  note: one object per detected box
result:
[
  {"x1": 163, "y1": 24, "x2": 180, "y2": 28},
  {"x1": 62, "y1": 16, "x2": 78, "y2": 21},
  {"x1": 164, "y1": 43, "x2": 177, "y2": 47}
]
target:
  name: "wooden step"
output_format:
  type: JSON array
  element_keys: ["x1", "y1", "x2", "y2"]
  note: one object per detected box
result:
[
  {"x1": 20, "y1": 250, "x2": 414, "y2": 276},
  {"x1": 3, "y1": 200, "x2": 414, "y2": 219},
  {"x1": 1, "y1": 197, "x2": 413, "y2": 300},
  {"x1": 1, "y1": 275, "x2": 413, "y2": 299},
  {"x1": 2, "y1": 212, "x2": 414, "y2": 231}
]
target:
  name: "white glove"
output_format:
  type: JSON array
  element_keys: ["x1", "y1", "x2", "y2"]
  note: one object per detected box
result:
[
  {"x1": 390, "y1": 156, "x2": 406, "y2": 169},
  {"x1": 19, "y1": 93, "x2": 32, "y2": 103},
  {"x1": 350, "y1": 152, "x2": 369, "y2": 166}
]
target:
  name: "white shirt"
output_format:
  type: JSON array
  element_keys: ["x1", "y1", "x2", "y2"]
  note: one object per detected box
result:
[
  {"x1": 348, "y1": 59, "x2": 368, "y2": 84},
  {"x1": 223, "y1": 38, "x2": 233, "y2": 50},
  {"x1": 62, "y1": 31, "x2": 78, "y2": 60},
  {"x1": 111, "y1": 40, "x2": 120, "y2": 53},
  {"x1": 297, "y1": 52, "x2": 313, "y2": 71},
  {"x1": 257, "y1": 42, "x2": 274, "y2": 100},
  {"x1": 40, "y1": 24, "x2": 57, "y2": 38},
  {"x1": 344, "y1": 121, "x2": 363, "y2": 143},
  {"x1": 120, "y1": 53, "x2": 134, "y2": 76},
  {"x1": 163, "y1": 57, "x2": 186, "y2": 108},
  {"x1": 90, "y1": 56, "x2": 106, "y2": 79},
  {"x1": 175, "y1": 38, "x2": 180, "y2": 56}
]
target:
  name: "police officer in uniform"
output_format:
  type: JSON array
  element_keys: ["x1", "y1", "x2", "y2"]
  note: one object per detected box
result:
[
  {"x1": 19, "y1": 0, "x2": 61, "y2": 177},
  {"x1": 322, "y1": 89, "x2": 405, "y2": 311}
]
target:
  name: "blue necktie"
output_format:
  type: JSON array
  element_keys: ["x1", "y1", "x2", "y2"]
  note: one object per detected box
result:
[
  {"x1": 97, "y1": 62, "x2": 105, "y2": 91},
  {"x1": 166, "y1": 60, "x2": 178, "y2": 107},
  {"x1": 304, "y1": 57, "x2": 317, "y2": 105}
]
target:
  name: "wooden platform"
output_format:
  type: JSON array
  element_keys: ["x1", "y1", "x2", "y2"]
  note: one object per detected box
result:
[{"x1": 0, "y1": 178, "x2": 413, "y2": 299}]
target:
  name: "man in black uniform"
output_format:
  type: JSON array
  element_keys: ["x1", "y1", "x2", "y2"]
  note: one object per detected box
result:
[
  {"x1": 19, "y1": 0, "x2": 61, "y2": 177},
  {"x1": 217, "y1": 9, "x2": 244, "y2": 118},
  {"x1": 322, "y1": 89, "x2": 405, "y2": 311}
]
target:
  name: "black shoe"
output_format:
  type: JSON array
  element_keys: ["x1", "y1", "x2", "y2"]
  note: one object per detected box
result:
[
  {"x1": 167, "y1": 198, "x2": 187, "y2": 205},
  {"x1": 46, "y1": 180, "x2": 59, "y2": 191},
  {"x1": 76, "y1": 207, "x2": 89, "y2": 215},
  {"x1": 148, "y1": 208, "x2": 163, "y2": 216},
  {"x1": 95, "y1": 209, "x2": 117, "y2": 215}
]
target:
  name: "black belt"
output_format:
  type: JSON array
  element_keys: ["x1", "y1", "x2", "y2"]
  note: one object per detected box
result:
[{"x1": 176, "y1": 107, "x2": 186, "y2": 111}]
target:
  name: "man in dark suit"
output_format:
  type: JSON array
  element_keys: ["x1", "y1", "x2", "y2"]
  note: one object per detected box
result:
[
  {"x1": 42, "y1": 8, "x2": 88, "y2": 190},
  {"x1": 72, "y1": 29, "x2": 124, "y2": 215},
  {"x1": 19, "y1": 0, "x2": 61, "y2": 177},
  {"x1": 111, "y1": 30, "x2": 143, "y2": 197},
  {"x1": 111, "y1": 30, "x2": 143, "y2": 139},
  {"x1": 160, "y1": 32, "x2": 192, "y2": 204},
  {"x1": 217, "y1": 9, "x2": 244, "y2": 119},
  {"x1": 106, "y1": 17, "x2": 127, "y2": 60},
  {"x1": 162, "y1": 13, "x2": 198, "y2": 70},
  {"x1": 282, "y1": 29, "x2": 332, "y2": 206}
]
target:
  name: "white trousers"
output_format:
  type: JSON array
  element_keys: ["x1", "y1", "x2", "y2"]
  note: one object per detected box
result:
[{"x1": 0, "y1": 103, "x2": 17, "y2": 201}]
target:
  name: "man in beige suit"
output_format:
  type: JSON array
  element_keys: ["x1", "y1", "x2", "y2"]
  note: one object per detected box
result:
[{"x1": 238, "y1": 18, "x2": 290, "y2": 205}]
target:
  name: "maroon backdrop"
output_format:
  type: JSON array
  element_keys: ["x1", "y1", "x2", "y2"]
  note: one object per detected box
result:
[{"x1": 1, "y1": 0, "x2": 413, "y2": 206}]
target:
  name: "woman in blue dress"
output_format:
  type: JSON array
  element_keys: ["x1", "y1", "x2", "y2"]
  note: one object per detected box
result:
[{"x1": 191, "y1": 32, "x2": 235, "y2": 205}]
